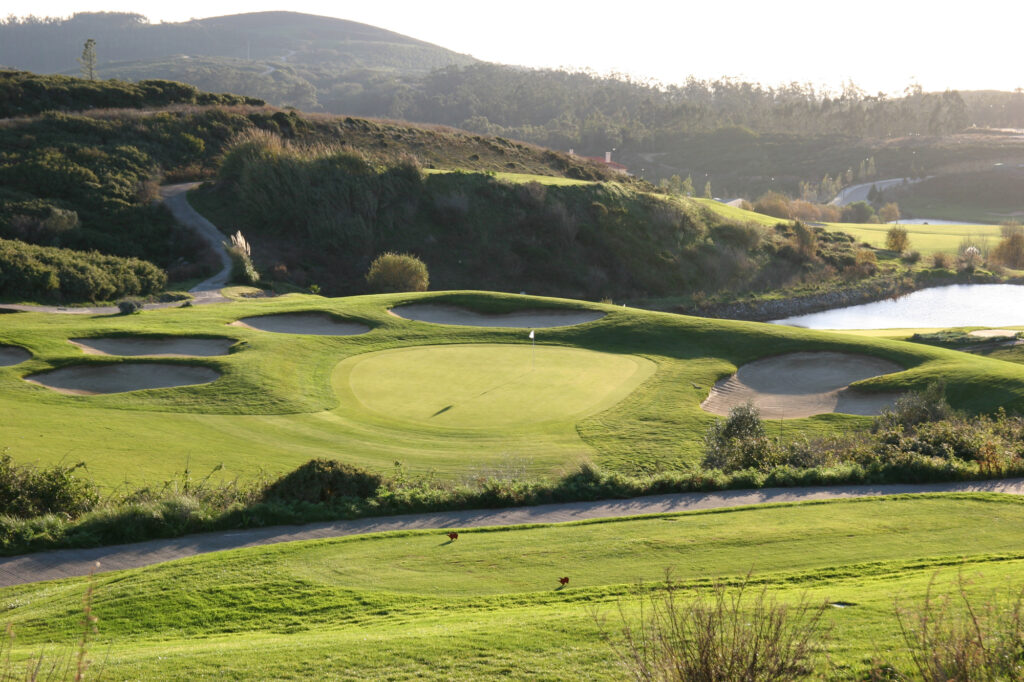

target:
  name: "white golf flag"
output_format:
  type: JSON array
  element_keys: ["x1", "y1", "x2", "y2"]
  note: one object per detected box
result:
[{"x1": 529, "y1": 330, "x2": 535, "y2": 339}]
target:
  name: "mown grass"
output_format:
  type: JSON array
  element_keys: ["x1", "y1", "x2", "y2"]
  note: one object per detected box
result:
[
  {"x1": 695, "y1": 196, "x2": 1011, "y2": 257},
  {"x1": 3, "y1": 291, "x2": 1024, "y2": 486},
  {"x1": 4, "y1": 494, "x2": 1024, "y2": 679}
]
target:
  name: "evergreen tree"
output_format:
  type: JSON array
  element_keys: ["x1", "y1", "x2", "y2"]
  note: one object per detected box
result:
[{"x1": 78, "y1": 38, "x2": 97, "y2": 81}]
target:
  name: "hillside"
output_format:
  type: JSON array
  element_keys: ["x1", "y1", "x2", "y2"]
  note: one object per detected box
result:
[{"x1": 0, "y1": 11, "x2": 475, "y2": 76}]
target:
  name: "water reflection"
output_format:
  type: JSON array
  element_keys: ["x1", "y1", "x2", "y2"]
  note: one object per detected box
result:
[{"x1": 772, "y1": 284, "x2": 1024, "y2": 329}]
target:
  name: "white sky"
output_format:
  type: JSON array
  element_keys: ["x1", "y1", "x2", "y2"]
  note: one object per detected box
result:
[{"x1": 9, "y1": 0, "x2": 1024, "y2": 94}]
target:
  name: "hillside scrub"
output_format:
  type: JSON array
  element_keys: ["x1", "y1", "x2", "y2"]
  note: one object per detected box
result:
[{"x1": 208, "y1": 132, "x2": 874, "y2": 299}]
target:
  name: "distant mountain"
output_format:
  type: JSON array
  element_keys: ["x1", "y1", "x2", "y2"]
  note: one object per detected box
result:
[{"x1": 0, "y1": 11, "x2": 476, "y2": 76}]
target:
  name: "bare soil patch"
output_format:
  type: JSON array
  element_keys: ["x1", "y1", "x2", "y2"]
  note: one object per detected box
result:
[
  {"x1": 389, "y1": 304, "x2": 606, "y2": 328},
  {"x1": 26, "y1": 363, "x2": 220, "y2": 395},
  {"x1": 702, "y1": 352, "x2": 902, "y2": 419},
  {"x1": 0, "y1": 345, "x2": 30, "y2": 366},
  {"x1": 232, "y1": 313, "x2": 369, "y2": 336},
  {"x1": 70, "y1": 336, "x2": 235, "y2": 357}
]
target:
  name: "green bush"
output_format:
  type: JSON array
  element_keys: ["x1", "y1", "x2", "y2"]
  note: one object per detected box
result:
[
  {"x1": 261, "y1": 459, "x2": 383, "y2": 503},
  {"x1": 0, "y1": 450, "x2": 98, "y2": 518},
  {"x1": 703, "y1": 402, "x2": 781, "y2": 472},
  {"x1": 0, "y1": 238, "x2": 165, "y2": 302},
  {"x1": 366, "y1": 252, "x2": 429, "y2": 293}
]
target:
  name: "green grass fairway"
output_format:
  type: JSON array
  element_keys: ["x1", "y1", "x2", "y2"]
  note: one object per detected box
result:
[
  {"x1": 5, "y1": 495, "x2": 1024, "y2": 679},
  {"x1": 344, "y1": 344, "x2": 654, "y2": 428},
  {"x1": 829, "y1": 220, "x2": 1005, "y2": 255},
  {"x1": 3, "y1": 290, "x2": 1024, "y2": 485}
]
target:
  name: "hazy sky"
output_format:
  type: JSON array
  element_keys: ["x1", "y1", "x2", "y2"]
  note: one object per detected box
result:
[{"x1": 9, "y1": 0, "x2": 1024, "y2": 94}]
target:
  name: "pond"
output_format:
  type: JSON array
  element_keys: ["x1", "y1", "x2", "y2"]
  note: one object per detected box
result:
[{"x1": 772, "y1": 284, "x2": 1024, "y2": 329}]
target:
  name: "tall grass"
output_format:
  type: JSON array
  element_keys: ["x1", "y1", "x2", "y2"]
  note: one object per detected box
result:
[{"x1": 598, "y1": 572, "x2": 829, "y2": 681}]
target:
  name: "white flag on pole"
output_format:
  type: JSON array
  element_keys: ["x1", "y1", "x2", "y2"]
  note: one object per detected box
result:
[{"x1": 529, "y1": 330, "x2": 535, "y2": 339}]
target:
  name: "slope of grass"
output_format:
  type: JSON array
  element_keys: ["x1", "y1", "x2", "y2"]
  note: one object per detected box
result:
[
  {"x1": 3, "y1": 291, "x2": 1024, "y2": 486},
  {"x1": 4, "y1": 495, "x2": 1024, "y2": 679}
]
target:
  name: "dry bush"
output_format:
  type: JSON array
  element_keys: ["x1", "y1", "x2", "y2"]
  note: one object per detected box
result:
[
  {"x1": 886, "y1": 226, "x2": 910, "y2": 253},
  {"x1": 754, "y1": 192, "x2": 792, "y2": 220},
  {"x1": 895, "y1": 572, "x2": 1024, "y2": 681},
  {"x1": 599, "y1": 572, "x2": 829, "y2": 681},
  {"x1": 932, "y1": 251, "x2": 951, "y2": 269}
]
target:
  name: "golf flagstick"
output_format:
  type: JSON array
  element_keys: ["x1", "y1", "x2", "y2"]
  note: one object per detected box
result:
[{"x1": 529, "y1": 329, "x2": 535, "y2": 369}]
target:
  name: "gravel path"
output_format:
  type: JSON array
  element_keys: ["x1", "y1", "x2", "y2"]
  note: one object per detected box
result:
[
  {"x1": 0, "y1": 183, "x2": 231, "y2": 314},
  {"x1": 3, "y1": 478, "x2": 1023, "y2": 587}
]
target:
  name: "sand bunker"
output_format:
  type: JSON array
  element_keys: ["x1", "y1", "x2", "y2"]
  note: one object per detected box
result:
[
  {"x1": 702, "y1": 352, "x2": 902, "y2": 419},
  {"x1": 70, "y1": 336, "x2": 235, "y2": 357},
  {"x1": 969, "y1": 329, "x2": 1020, "y2": 338},
  {"x1": 26, "y1": 363, "x2": 220, "y2": 395},
  {"x1": 232, "y1": 313, "x2": 370, "y2": 336},
  {"x1": 0, "y1": 345, "x2": 30, "y2": 366},
  {"x1": 390, "y1": 303, "x2": 606, "y2": 328}
]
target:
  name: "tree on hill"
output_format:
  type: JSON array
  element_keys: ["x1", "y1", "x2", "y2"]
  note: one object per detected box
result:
[{"x1": 78, "y1": 38, "x2": 97, "y2": 81}]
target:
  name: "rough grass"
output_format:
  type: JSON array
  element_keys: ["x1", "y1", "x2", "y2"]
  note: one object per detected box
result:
[
  {"x1": 4, "y1": 495, "x2": 1024, "y2": 679},
  {"x1": 3, "y1": 291, "x2": 1024, "y2": 486}
]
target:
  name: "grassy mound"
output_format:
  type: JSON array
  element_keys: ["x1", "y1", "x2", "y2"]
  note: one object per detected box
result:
[
  {"x1": 1, "y1": 291, "x2": 1024, "y2": 487},
  {"x1": 4, "y1": 494, "x2": 1024, "y2": 679}
]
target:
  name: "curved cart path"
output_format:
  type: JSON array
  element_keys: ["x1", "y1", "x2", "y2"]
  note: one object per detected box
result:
[
  {"x1": 0, "y1": 183, "x2": 231, "y2": 314},
  {"x1": 3, "y1": 478, "x2": 1023, "y2": 587}
]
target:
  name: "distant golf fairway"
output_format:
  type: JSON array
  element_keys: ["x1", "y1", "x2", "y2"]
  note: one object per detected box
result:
[{"x1": 342, "y1": 344, "x2": 655, "y2": 428}]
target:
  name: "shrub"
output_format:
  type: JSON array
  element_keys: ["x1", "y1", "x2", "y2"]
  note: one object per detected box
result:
[
  {"x1": 993, "y1": 231, "x2": 1024, "y2": 269},
  {"x1": 873, "y1": 381, "x2": 952, "y2": 431},
  {"x1": 854, "y1": 248, "x2": 878, "y2": 275},
  {"x1": 117, "y1": 299, "x2": 143, "y2": 314},
  {"x1": 599, "y1": 572, "x2": 829, "y2": 681},
  {"x1": 703, "y1": 402, "x2": 781, "y2": 472},
  {"x1": 261, "y1": 459, "x2": 383, "y2": 503},
  {"x1": 932, "y1": 251, "x2": 951, "y2": 269},
  {"x1": 885, "y1": 225, "x2": 910, "y2": 253},
  {"x1": 366, "y1": 252, "x2": 429, "y2": 293},
  {"x1": 902, "y1": 250, "x2": 921, "y2": 264}
]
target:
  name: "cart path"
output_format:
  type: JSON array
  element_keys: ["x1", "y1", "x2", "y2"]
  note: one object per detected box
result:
[
  {"x1": 0, "y1": 183, "x2": 231, "y2": 314},
  {"x1": 3, "y1": 477, "x2": 1023, "y2": 587}
]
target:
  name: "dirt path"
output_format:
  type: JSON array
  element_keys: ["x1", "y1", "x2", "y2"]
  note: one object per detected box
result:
[
  {"x1": 0, "y1": 183, "x2": 231, "y2": 314},
  {"x1": 3, "y1": 478, "x2": 1022, "y2": 587}
]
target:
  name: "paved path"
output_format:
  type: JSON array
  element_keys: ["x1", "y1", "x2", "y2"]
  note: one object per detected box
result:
[
  {"x1": 830, "y1": 177, "x2": 924, "y2": 206},
  {"x1": 3, "y1": 478, "x2": 1023, "y2": 587},
  {"x1": 0, "y1": 184, "x2": 232, "y2": 314}
]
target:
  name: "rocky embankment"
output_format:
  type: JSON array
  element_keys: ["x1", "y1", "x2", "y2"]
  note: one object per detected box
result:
[{"x1": 676, "y1": 277, "x2": 942, "y2": 322}]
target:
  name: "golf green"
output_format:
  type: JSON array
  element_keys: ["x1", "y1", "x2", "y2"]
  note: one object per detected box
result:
[{"x1": 341, "y1": 344, "x2": 656, "y2": 428}]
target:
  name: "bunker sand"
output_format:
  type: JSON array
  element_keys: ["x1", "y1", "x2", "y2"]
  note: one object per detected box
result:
[
  {"x1": 969, "y1": 329, "x2": 1020, "y2": 338},
  {"x1": 389, "y1": 303, "x2": 605, "y2": 328},
  {"x1": 702, "y1": 352, "x2": 902, "y2": 419},
  {"x1": 0, "y1": 345, "x2": 30, "y2": 366},
  {"x1": 232, "y1": 313, "x2": 370, "y2": 336},
  {"x1": 70, "y1": 336, "x2": 235, "y2": 357},
  {"x1": 26, "y1": 363, "x2": 220, "y2": 395}
]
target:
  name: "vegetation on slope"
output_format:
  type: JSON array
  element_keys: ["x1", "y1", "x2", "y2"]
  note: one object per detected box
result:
[
  {"x1": 200, "y1": 131, "x2": 889, "y2": 300},
  {"x1": 0, "y1": 69, "x2": 261, "y2": 118}
]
